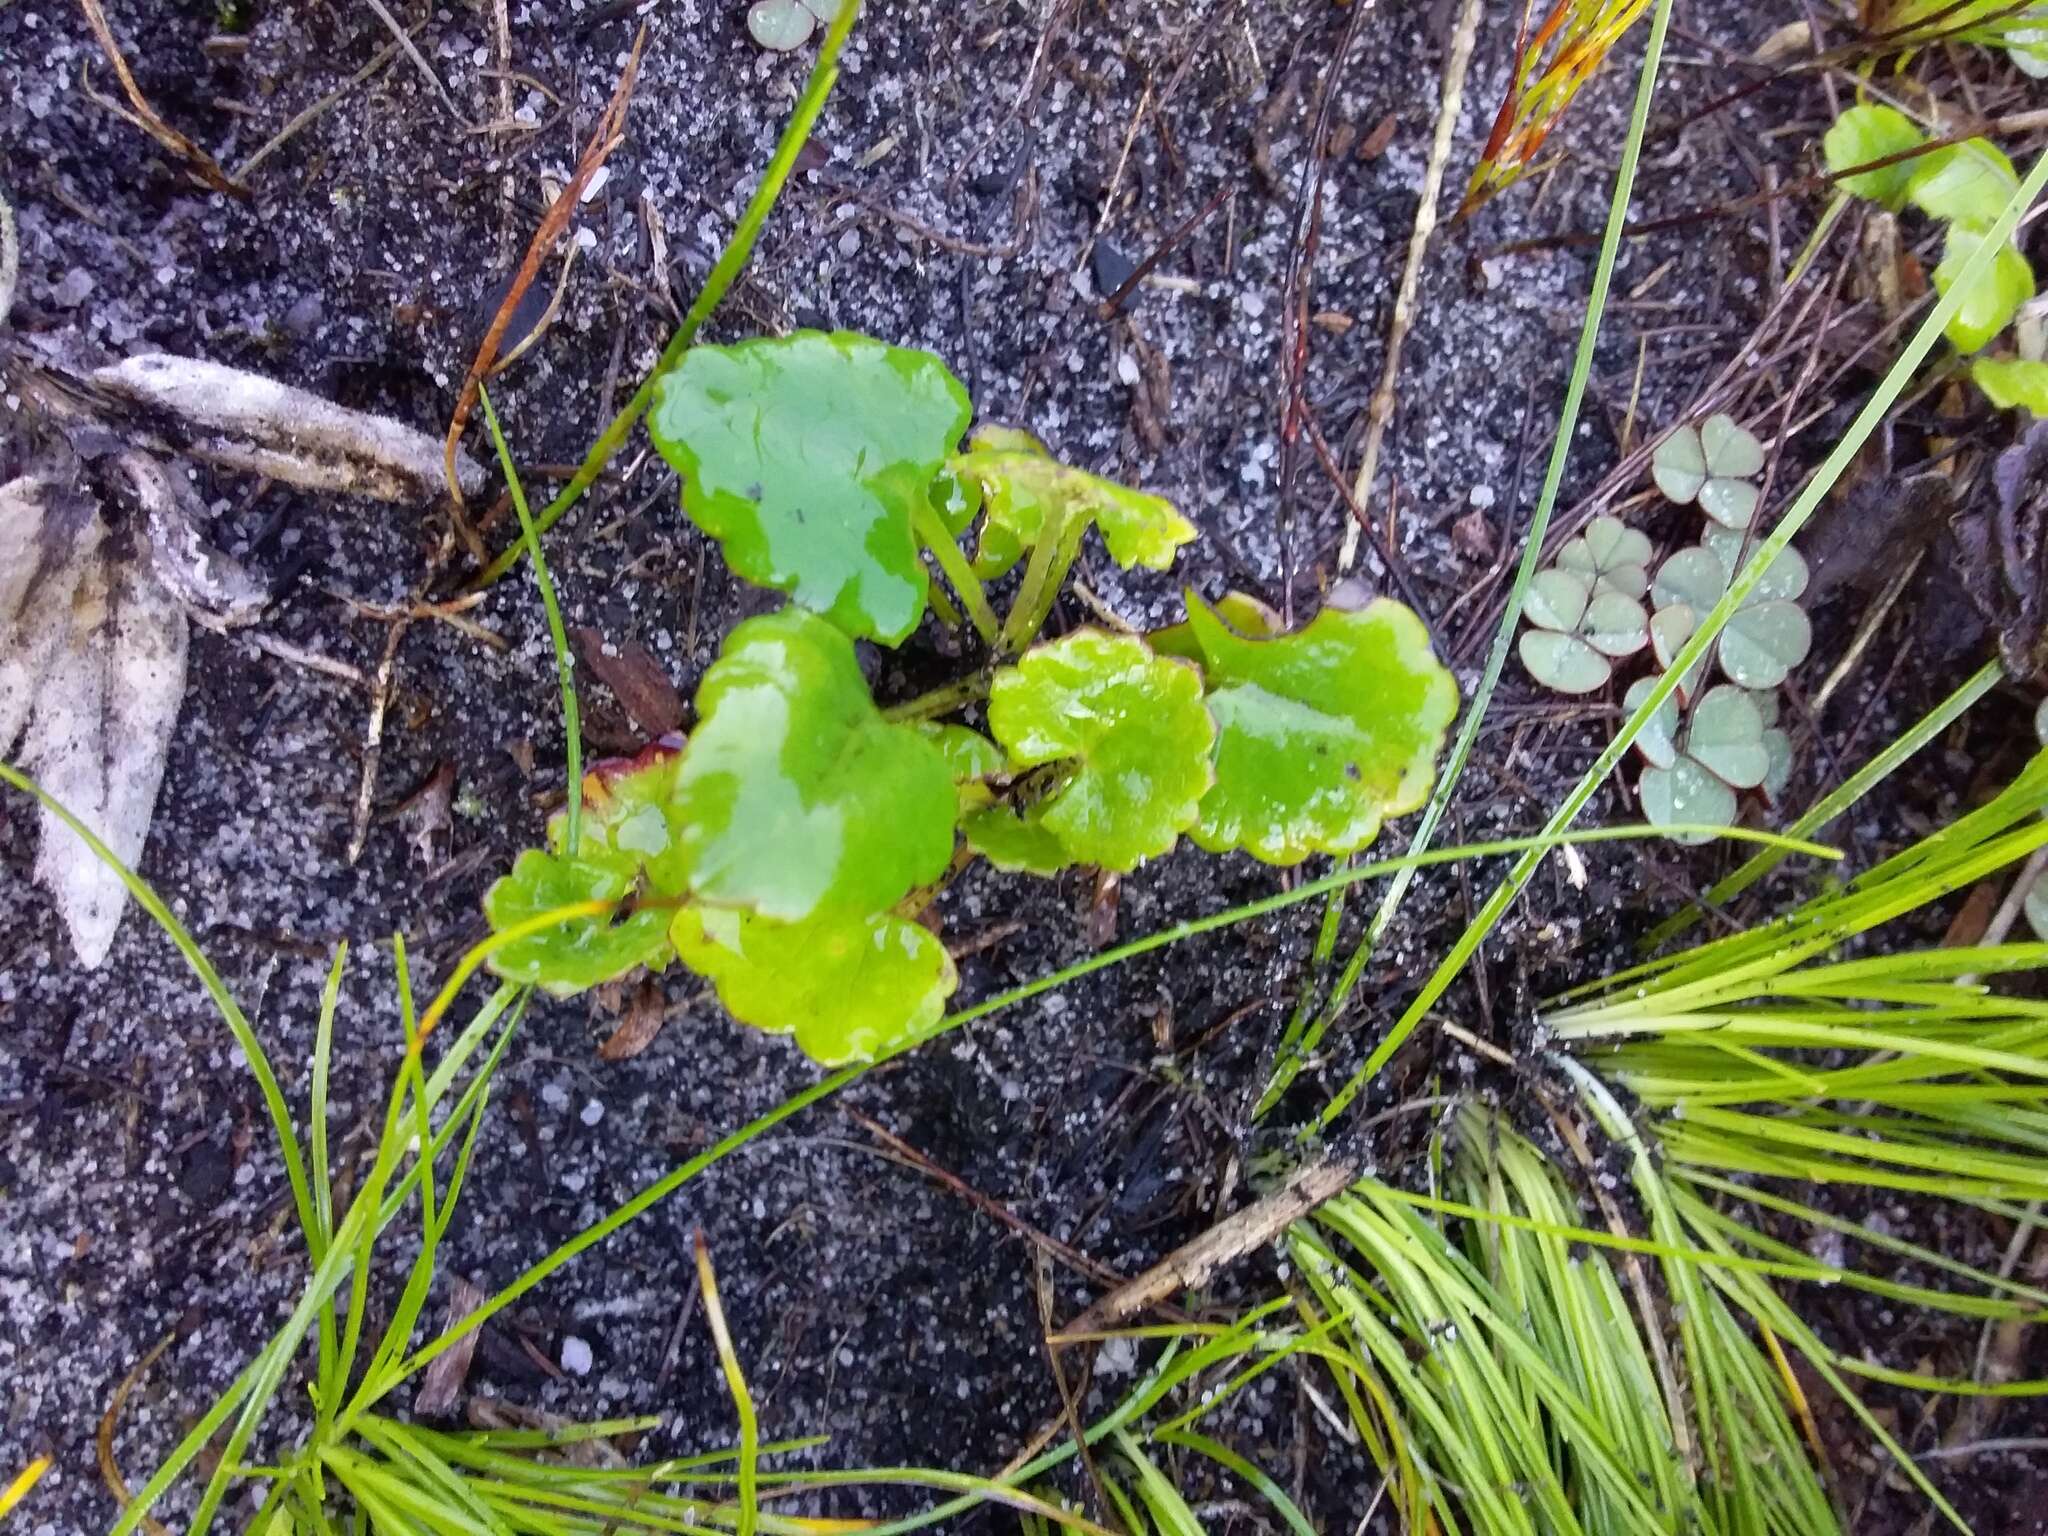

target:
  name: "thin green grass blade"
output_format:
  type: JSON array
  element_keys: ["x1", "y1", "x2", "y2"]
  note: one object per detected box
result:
[
  {"x1": 1317, "y1": 145, "x2": 2048, "y2": 1136},
  {"x1": 475, "y1": 0, "x2": 864, "y2": 586},
  {"x1": 1261, "y1": 0, "x2": 1681, "y2": 1120}
]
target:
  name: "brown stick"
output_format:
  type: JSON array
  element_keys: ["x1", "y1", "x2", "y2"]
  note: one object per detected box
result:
[
  {"x1": 441, "y1": 24, "x2": 647, "y2": 503},
  {"x1": 1052, "y1": 1156, "x2": 1358, "y2": 1340},
  {"x1": 76, "y1": 0, "x2": 248, "y2": 200}
]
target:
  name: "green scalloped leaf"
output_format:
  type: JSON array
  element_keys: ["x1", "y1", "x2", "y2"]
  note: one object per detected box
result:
[
  {"x1": 649, "y1": 331, "x2": 971, "y2": 644},
  {"x1": 484, "y1": 848, "x2": 675, "y2": 997},
  {"x1": 1935, "y1": 226, "x2": 2035, "y2": 356},
  {"x1": 986, "y1": 630, "x2": 1213, "y2": 871},
  {"x1": 547, "y1": 735, "x2": 693, "y2": 894},
  {"x1": 962, "y1": 802, "x2": 1071, "y2": 874},
  {"x1": 919, "y1": 722, "x2": 1006, "y2": 814},
  {"x1": 673, "y1": 608, "x2": 958, "y2": 922},
  {"x1": 674, "y1": 905, "x2": 956, "y2": 1065},
  {"x1": 1908, "y1": 139, "x2": 2021, "y2": 226},
  {"x1": 1177, "y1": 595, "x2": 1457, "y2": 864},
  {"x1": 1824, "y1": 104, "x2": 1926, "y2": 210},
  {"x1": 1974, "y1": 358, "x2": 2048, "y2": 416},
  {"x1": 954, "y1": 427, "x2": 1196, "y2": 579}
]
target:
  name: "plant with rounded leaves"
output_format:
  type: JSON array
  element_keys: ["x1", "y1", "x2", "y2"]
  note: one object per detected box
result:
[
  {"x1": 1825, "y1": 106, "x2": 2044, "y2": 410},
  {"x1": 1650, "y1": 534, "x2": 1813, "y2": 692},
  {"x1": 1626, "y1": 681, "x2": 1771, "y2": 843},
  {"x1": 1516, "y1": 566, "x2": 1650, "y2": 694},
  {"x1": 1652, "y1": 413, "x2": 1766, "y2": 530},
  {"x1": 489, "y1": 330, "x2": 1458, "y2": 1064}
]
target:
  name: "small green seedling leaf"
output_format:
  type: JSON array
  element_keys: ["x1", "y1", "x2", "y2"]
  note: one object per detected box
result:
[
  {"x1": 1909, "y1": 139, "x2": 2021, "y2": 226},
  {"x1": 673, "y1": 905, "x2": 956, "y2": 1065},
  {"x1": 953, "y1": 427, "x2": 1197, "y2": 579},
  {"x1": 1176, "y1": 594, "x2": 1458, "y2": 864},
  {"x1": 1555, "y1": 515, "x2": 1653, "y2": 599},
  {"x1": 1651, "y1": 546, "x2": 1728, "y2": 613},
  {"x1": 1935, "y1": 225, "x2": 2035, "y2": 355},
  {"x1": 1151, "y1": 589, "x2": 1281, "y2": 661},
  {"x1": 985, "y1": 630, "x2": 1213, "y2": 871},
  {"x1": 962, "y1": 803, "x2": 1071, "y2": 874},
  {"x1": 1653, "y1": 415, "x2": 1763, "y2": 528},
  {"x1": 1973, "y1": 358, "x2": 2048, "y2": 415},
  {"x1": 484, "y1": 848, "x2": 673, "y2": 996},
  {"x1": 674, "y1": 608, "x2": 957, "y2": 922},
  {"x1": 650, "y1": 331, "x2": 972, "y2": 644},
  {"x1": 1824, "y1": 104, "x2": 1926, "y2": 209},
  {"x1": 1639, "y1": 758, "x2": 1737, "y2": 847},
  {"x1": 1581, "y1": 590, "x2": 1651, "y2": 656},
  {"x1": 1525, "y1": 567, "x2": 1592, "y2": 631}
]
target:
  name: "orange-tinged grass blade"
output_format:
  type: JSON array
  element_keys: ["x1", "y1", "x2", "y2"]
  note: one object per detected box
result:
[{"x1": 1462, "y1": 0, "x2": 1652, "y2": 217}]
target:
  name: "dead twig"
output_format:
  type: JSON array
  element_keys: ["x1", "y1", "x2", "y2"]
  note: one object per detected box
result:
[
  {"x1": 1338, "y1": 0, "x2": 1482, "y2": 571},
  {"x1": 1053, "y1": 1156, "x2": 1358, "y2": 1340},
  {"x1": 75, "y1": 0, "x2": 248, "y2": 200},
  {"x1": 443, "y1": 25, "x2": 648, "y2": 503},
  {"x1": 234, "y1": 38, "x2": 403, "y2": 183},
  {"x1": 348, "y1": 618, "x2": 411, "y2": 866}
]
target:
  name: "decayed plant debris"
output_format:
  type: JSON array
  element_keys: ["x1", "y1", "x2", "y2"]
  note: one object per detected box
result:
[{"x1": 0, "y1": 188, "x2": 482, "y2": 965}]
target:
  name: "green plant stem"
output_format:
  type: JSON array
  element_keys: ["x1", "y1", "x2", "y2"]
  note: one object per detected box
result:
[
  {"x1": 479, "y1": 383, "x2": 582, "y2": 856},
  {"x1": 881, "y1": 671, "x2": 994, "y2": 723},
  {"x1": 1312, "y1": 142, "x2": 2048, "y2": 1138},
  {"x1": 911, "y1": 500, "x2": 1002, "y2": 646},
  {"x1": 471, "y1": 0, "x2": 861, "y2": 589},
  {"x1": 1641, "y1": 656, "x2": 2001, "y2": 950},
  {"x1": 999, "y1": 502, "x2": 1090, "y2": 654},
  {"x1": 1257, "y1": 0, "x2": 1681, "y2": 1122}
]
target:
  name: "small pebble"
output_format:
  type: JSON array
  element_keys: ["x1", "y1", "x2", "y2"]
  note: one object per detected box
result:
[{"x1": 561, "y1": 1336, "x2": 594, "y2": 1375}]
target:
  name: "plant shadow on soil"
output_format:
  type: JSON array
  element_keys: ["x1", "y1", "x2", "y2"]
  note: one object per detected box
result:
[{"x1": 3, "y1": 0, "x2": 2048, "y2": 1530}]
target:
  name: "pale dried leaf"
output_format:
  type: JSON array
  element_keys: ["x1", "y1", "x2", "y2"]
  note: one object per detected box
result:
[
  {"x1": 19, "y1": 539, "x2": 188, "y2": 967},
  {"x1": 1, "y1": 474, "x2": 104, "y2": 750},
  {"x1": 115, "y1": 452, "x2": 268, "y2": 626},
  {"x1": 92, "y1": 354, "x2": 485, "y2": 503},
  {"x1": 413, "y1": 1279, "x2": 487, "y2": 1417}
]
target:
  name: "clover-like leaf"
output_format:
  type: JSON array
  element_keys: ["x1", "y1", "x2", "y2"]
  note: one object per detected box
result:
[
  {"x1": 1700, "y1": 526, "x2": 1810, "y2": 604},
  {"x1": 484, "y1": 848, "x2": 674, "y2": 997},
  {"x1": 1686, "y1": 684, "x2": 1769, "y2": 789},
  {"x1": 1908, "y1": 139, "x2": 2021, "y2": 226},
  {"x1": 1555, "y1": 515, "x2": 1653, "y2": 599},
  {"x1": 1653, "y1": 415, "x2": 1763, "y2": 528},
  {"x1": 1639, "y1": 758, "x2": 1738, "y2": 847},
  {"x1": 1824, "y1": 104, "x2": 1926, "y2": 210},
  {"x1": 673, "y1": 905, "x2": 956, "y2": 1065},
  {"x1": 1652, "y1": 546, "x2": 1727, "y2": 613},
  {"x1": 1761, "y1": 725, "x2": 1794, "y2": 803},
  {"x1": 1519, "y1": 567, "x2": 1647, "y2": 694},
  {"x1": 1171, "y1": 594, "x2": 1457, "y2": 864},
  {"x1": 985, "y1": 630, "x2": 1213, "y2": 871},
  {"x1": 747, "y1": 0, "x2": 818, "y2": 49},
  {"x1": 649, "y1": 331, "x2": 971, "y2": 644},
  {"x1": 673, "y1": 608, "x2": 957, "y2": 921},
  {"x1": 953, "y1": 427, "x2": 1196, "y2": 579},
  {"x1": 1935, "y1": 226, "x2": 2035, "y2": 356},
  {"x1": 1974, "y1": 358, "x2": 2048, "y2": 416},
  {"x1": 1623, "y1": 676, "x2": 1682, "y2": 770},
  {"x1": 1719, "y1": 601, "x2": 1812, "y2": 689}
]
